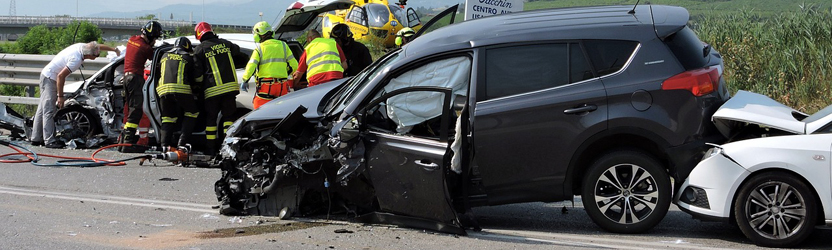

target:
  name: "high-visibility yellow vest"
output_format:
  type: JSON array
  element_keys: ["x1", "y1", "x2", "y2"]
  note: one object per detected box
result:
[
  {"x1": 305, "y1": 38, "x2": 343, "y2": 80},
  {"x1": 157, "y1": 52, "x2": 193, "y2": 96},
  {"x1": 243, "y1": 39, "x2": 298, "y2": 81}
]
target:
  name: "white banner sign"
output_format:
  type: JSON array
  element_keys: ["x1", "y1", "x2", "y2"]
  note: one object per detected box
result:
[{"x1": 464, "y1": 0, "x2": 524, "y2": 21}]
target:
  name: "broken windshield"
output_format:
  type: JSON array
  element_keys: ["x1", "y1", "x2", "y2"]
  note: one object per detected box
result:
[{"x1": 325, "y1": 50, "x2": 402, "y2": 114}]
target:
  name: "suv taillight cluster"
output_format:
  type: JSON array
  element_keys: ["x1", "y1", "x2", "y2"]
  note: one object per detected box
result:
[{"x1": 662, "y1": 66, "x2": 720, "y2": 96}]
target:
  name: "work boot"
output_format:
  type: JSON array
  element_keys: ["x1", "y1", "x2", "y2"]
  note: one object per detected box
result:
[{"x1": 118, "y1": 128, "x2": 138, "y2": 152}]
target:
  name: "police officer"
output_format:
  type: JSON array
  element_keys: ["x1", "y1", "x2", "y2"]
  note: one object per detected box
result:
[
  {"x1": 121, "y1": 21, "x2": 162, "y2": 148},
  {"x1": 192, "y1": 22, "x2": 247, "y2": 155},
  {"x1": 241, "y1": 21, "x2": 298, "y2": 109},
  {"x1": 157, "y1": 37, "x2": 199, "y2": 152}
]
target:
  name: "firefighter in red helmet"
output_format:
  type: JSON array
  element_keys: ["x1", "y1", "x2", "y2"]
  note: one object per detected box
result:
[{"x1": 192, "y1": 22, "x2": 248, "y2": 156}]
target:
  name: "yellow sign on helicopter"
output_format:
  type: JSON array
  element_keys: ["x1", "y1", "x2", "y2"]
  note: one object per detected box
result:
[{"x1": 321, "y1": 0, "x2": 422, "y2": 48}]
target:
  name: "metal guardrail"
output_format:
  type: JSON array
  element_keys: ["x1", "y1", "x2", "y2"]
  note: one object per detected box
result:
[
  {"x1": 0, "y1": 16, "x2": 253, "y2": 31},
  {"x1": 0, "y1": 53, "x2": 111, "y2": 105},
  {"x1": 0, "y1": 16, "x2": 192, "y2": 28}
]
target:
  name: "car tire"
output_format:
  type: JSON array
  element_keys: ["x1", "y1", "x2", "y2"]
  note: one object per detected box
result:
[
  {"x1": 581, "y1": 149, "x2": 671, "y2": 233},
  {"x1": 733, "y1": 171, "x2": 817, "y2": 248},
  {"x1": 55, "y1": 107, "x2": 99, "y2": 139}
]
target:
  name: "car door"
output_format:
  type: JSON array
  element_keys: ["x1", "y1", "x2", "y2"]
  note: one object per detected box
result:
[
  {"x1": 412, "y1": 4, "x2": 458, "y2": 39},
  {"x1": 406, "y1": 7, "x2": 421, "y2": 28},
  {"x1": 143, "y1": 44, "x2": 176, "y2": 142},
  {"x1": 360, "y1": 87, "x2": 459, "y2": 231},
  {"x1": 472, "y1": 42, "x2": 607, "y2": 205},
  {"x1": 345, "y1": 6, "x2": 370, "y2": 38},
  {"x1": 356, "y1": 55, "x2": 472, "y2": 232}
]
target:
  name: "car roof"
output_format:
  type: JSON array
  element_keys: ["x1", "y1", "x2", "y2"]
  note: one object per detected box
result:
[{"x1": 405, "y1": 5, "x2": 688, "y2": 57}]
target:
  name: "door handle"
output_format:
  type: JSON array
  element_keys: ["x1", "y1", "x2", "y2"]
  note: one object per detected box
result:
[
  {"x1": 564, "y1": 104, "x2": 597, "y2": 115},
  {"x1": 415, "y1": 160, "x2": 439, "y2": 171}
]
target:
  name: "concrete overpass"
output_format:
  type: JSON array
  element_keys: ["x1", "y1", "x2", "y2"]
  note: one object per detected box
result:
[{"x1": 0, "y1": 16, "x2": 252, "y2": 41}]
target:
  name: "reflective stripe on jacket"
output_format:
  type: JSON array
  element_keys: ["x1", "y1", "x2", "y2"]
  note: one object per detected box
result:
[
  {"x1": 243, "y1": 39, "x2": 298, "y2": 81},
  {"x1": 157, "y1": 51, "x2": 194, "y2": 96},
  {"x1": 305, "y1": 38, "x2": 343, "y2": 80},
  {"x1": 194, "y1": 36, "x2": 242, "y2": 98}
]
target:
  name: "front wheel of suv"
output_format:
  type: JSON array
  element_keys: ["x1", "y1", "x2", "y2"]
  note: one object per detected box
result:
[{"x1": 581, "y1": 149, "x2": 671, "y2": 233}]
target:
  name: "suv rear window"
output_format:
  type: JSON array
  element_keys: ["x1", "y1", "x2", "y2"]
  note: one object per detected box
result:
[
  {"x1": 583, "y1": 40, "x2": 639, "y2": 76},
  {"x1": 483, "y1": 43, "x2": 595, "y2": 100},
  {"x1": 663, "y1": 27, "x2": 710, "y2": 70},
  {"x1": 484, "y1": 44, "x2": 568, "y2": 100}
]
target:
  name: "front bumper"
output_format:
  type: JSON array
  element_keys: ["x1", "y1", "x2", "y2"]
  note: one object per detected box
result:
[{"x1": 676, "y1": 151, "x2": 750, "y2": 220}]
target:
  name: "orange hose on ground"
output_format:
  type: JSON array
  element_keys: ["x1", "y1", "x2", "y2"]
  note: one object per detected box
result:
[{"x1": 0, "y1": 143, "x2": 139, "y2": 166}]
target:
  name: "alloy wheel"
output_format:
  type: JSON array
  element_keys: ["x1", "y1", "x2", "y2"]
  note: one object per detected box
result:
[
  {"x1": 744, "y1": 181, "x2": 807, "y2": 240},
  {"x1": 593, "y1": 163, "x2": 660, "y2": 224},
  {"x1": 58, "y1": 110, "x2": 93, "y2": 135}
]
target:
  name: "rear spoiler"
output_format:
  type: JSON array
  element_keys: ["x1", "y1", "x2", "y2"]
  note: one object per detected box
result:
[{"x1": 650, "y1": 5, "x2": 690, "y2": 40}]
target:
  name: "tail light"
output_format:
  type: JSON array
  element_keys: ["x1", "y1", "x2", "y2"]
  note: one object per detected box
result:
[{"x1": 662, "y1": 66, "x2": 720, "y2": 96}]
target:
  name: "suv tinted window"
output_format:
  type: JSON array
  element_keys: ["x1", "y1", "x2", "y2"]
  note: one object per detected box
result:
[
  {"x1": 571, "y1": 44, "x2": 594, "y2": 83},
  {"x1": 664, "y1": 27, "x2": 710, "y2": 70},
  {"x1": 583, "y1": 40, "x2": 639, "y2": 76},
  {"x1": 485, "y1": 44, "x2": 568, "y2": 100}
]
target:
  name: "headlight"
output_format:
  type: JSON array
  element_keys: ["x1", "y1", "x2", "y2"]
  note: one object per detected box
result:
[
  {"x1": 224, "y1": 117, "x2": 244, "y2": 137},
  {"x1": 220, "y1": 137, "x2": 240, "y2": 159},
  {"x1": 703, "y1": 146, "x2": 723, "y2": 159}
]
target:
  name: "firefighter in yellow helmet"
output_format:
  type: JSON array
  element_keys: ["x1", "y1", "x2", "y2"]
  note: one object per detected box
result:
[
  {"x1": 157, "y1": 37, "x2": 199, "y2": 152},
  {"x1": 241, "y1": 21, "x2": 299, "y2": 109}
]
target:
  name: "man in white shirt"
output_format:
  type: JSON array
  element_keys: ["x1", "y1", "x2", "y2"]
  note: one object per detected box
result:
[{"x1": 31, "y1": 41, "x2": 119, "y2": 148}]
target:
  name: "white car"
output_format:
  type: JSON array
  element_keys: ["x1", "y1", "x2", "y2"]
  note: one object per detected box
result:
[{"x1": 677, "y1": 90, "x2": 832, "y2": 247}]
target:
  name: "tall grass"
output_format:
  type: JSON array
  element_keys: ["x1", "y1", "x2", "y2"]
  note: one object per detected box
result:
[{"x1": 694, "y1": 7, "x2": 832, "y2": 112}]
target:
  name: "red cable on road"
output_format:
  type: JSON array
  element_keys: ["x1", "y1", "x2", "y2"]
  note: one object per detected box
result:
[{"x1": 0, "y1": 143, "x2": 138, "y2": 166}]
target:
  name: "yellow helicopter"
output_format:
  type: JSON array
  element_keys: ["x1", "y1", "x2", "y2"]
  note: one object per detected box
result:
[{"x1": 320, "y1": 0, "x2": 422, "y2": 47}]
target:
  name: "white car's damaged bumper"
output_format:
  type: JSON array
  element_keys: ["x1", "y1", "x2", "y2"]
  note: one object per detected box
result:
[{"x1": 677, "y1": 147, "x2": 751, "y2": 221}]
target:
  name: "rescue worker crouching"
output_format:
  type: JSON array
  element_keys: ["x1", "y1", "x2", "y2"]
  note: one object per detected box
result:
[
  {"x1": 157, "y1": 37, "x2": 199, "y2": 153},
  {"x1": 193, "y1": 22, "x2": 248, "y2": 156},
  {"x1": 241, "y1": 21, "x2": 298, "y2": 109},
  {"x1": 120, "y1": 21, "x2": 162, "y2": 151}
]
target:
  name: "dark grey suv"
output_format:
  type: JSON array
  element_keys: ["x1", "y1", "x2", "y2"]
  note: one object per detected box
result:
[{"x1": 217, "y1": 3, "x2": 728, "y2": 234}]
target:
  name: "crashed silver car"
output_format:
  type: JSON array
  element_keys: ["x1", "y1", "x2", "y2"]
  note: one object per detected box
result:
[{"x1": 56, "y1": 35, "x2": 270, "y2": 148}]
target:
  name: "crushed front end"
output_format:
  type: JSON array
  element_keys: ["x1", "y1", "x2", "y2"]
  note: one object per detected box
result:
[{"x1": 214, "y1": 105, "x2": 465, "y2": 234}]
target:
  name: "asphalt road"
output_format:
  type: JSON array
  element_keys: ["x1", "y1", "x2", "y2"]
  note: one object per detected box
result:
[{"x1": 0, "y1": 140, "x2": 830, "y2": 250}]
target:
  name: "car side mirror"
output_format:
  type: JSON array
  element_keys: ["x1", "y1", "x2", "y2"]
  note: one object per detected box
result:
[{"x1": 332, "y1": 116, "x2": 360, "y2": 142}]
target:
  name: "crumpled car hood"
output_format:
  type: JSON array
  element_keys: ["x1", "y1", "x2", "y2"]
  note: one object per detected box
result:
[
  {"x1": 712, "y1": 90, "x2": 807, "y2": 136},
  {"x1": 242, "y1": 79, "x2": 346, "y2": 122}
]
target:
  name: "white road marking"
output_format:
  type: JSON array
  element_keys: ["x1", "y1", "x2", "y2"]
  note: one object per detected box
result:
[
  {"x1": 477, "y1": 229, "x2": 739, "y2": 250},
  {"x1": 0, "y1": 185, "x2": 217, "y2": 214}
]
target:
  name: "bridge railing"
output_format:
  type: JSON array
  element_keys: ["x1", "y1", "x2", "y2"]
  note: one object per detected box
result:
[
  {"x1": 0, "y1": 16, "x2": 193, "y2": 28},
  {"x1": 0, "y1": 53, "x2": 110, "y2": 105}
]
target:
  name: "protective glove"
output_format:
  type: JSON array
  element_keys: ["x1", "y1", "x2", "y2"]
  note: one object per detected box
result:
[{"x1": 239, "y1": 81, "x2": 248, "y2": 92}]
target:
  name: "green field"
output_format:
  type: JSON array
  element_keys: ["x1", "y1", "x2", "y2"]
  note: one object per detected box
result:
[
  {"x1": 526, "y1": 0, "x2": 832, "y2": 112},
  {"x1": 526, "y1": 0, "x2": 832, "y2": 17}
]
